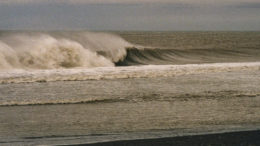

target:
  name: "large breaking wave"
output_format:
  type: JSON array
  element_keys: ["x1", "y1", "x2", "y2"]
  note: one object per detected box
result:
[
  {"x1": 1, "y1": 31, "x2": 260, "y2": 70},
  {"x1": 0, "y1": 31, "x2": 260, "y2": 84},
  {"x1": 0, "y1": 31, "x2": 132, "y2": 70}
]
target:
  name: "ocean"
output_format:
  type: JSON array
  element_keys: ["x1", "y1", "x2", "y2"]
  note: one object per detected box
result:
[{"x1": 0, "y1": 31, "x2": 260, "y2": 145}]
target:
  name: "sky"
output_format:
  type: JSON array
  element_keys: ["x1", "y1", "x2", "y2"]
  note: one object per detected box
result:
[{"x1": 0, "y1": 0, "x2": 259, "y2": 31}]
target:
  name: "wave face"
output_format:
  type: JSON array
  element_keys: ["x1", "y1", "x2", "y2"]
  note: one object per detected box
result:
[
  {"x1": 115, "y1": 47, "x2": 260, "y2": 66},
  {"x1": 116, "y1": 31, "x2": 260, "y2": 66},
  {"x1": 0, "y1": 31, "x2": 132, "y2": 70}
]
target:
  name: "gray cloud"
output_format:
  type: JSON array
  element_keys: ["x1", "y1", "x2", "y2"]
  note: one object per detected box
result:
[
  {"x1": 0, "y1": 1, "x2": 259, "y2": 31},
  {"x1": 1, "y1": 0, "x2": 260, "y2": 5}
]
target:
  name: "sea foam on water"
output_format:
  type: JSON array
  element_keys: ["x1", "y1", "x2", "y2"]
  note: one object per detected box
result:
[{"x1": 0, "y1": 62, "x2": 260, "y2": 84}]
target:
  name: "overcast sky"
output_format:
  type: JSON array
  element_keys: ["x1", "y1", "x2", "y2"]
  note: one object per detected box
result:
[{"x1": 0, "y1": 0, "x2": 259, "y2": 31}]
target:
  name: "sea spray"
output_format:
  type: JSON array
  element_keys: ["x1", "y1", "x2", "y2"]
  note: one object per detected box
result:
[{"x1": 0, "y1": 32, "x2": 133, "y2": 70}]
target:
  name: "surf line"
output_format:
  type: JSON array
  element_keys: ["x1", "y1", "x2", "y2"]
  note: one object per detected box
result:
[{"x1": 0, "y1": 62, "x2": 260, "y2": 84}]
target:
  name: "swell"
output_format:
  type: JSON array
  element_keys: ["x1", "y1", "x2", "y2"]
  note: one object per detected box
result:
[{"x1": 115, "y1": 47, "x2": 260, "y2": 66}]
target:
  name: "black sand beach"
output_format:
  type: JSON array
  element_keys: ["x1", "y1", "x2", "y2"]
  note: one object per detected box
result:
[{"x1": 75, "y1": 130, "x2": 260, "y2": 146}]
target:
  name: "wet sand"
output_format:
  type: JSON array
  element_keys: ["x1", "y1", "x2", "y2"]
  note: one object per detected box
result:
[{"x1": 81, "y1": 130, "x2": 260, "y2": 146}]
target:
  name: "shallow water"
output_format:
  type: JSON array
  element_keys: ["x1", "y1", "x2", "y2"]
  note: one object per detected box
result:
[{"x1": 1, "y1": 70, "x2": 260, "y2": 145}]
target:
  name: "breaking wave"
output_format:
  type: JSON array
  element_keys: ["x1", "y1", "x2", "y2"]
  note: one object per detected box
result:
[
  {"x1": 0, "y1": 31, "x2": 260, "y2": 71},
  {"x1": 0, "y1": 31, "x2": 132, "y2": 70},
  {"x1": 1, "y1": 31, "x2": 260, "y2": 84}
]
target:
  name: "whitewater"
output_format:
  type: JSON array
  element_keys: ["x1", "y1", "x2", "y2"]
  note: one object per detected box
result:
[
  {"x1": 0, "y1": 32, "x2": 131, "y2": 69},
  {"x1": 0, "y1": 62, "x2": 259, "y2": 84}
]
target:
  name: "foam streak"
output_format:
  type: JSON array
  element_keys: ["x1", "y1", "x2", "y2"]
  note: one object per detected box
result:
[{"x1": 0, "y1": 62, "x2": 259, "y2": 84}]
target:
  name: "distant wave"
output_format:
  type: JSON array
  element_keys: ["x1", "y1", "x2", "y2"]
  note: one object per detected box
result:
[{"x1": 0, "y1": 62, "x2": 260, "y2": 84}]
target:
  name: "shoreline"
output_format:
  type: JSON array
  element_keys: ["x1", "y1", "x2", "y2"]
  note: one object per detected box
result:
[{"x1": 69, "y1": 129, "x2": 260, "y2": 146}]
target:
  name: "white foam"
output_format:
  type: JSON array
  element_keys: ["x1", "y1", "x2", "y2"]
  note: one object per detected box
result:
[
  {"x1": 0, "y1": 32, "x2": 133, "y2": 70},
  {"x1": 0, "y1": 62, "x2": 259, "y2": 84}
]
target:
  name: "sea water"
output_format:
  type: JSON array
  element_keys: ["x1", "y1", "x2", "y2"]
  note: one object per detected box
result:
[{"x1": 0, "y1": 31, "x2": 260, "y2": 145}]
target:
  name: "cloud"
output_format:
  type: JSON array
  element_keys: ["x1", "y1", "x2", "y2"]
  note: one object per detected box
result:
[
  {"x1": 0, "y1": 0, "x2": 259, "y2": 31},
  {"x1": 1, "y1": 0, "x2": 174, "y2": 4},
  {"x1": 1, "y1": 0, "x2": 260, "y2": 5}
]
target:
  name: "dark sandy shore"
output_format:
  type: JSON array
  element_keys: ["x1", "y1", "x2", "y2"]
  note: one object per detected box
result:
[{"x1": 66, "y1": 130, "x2": 260, "y2": 146}]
